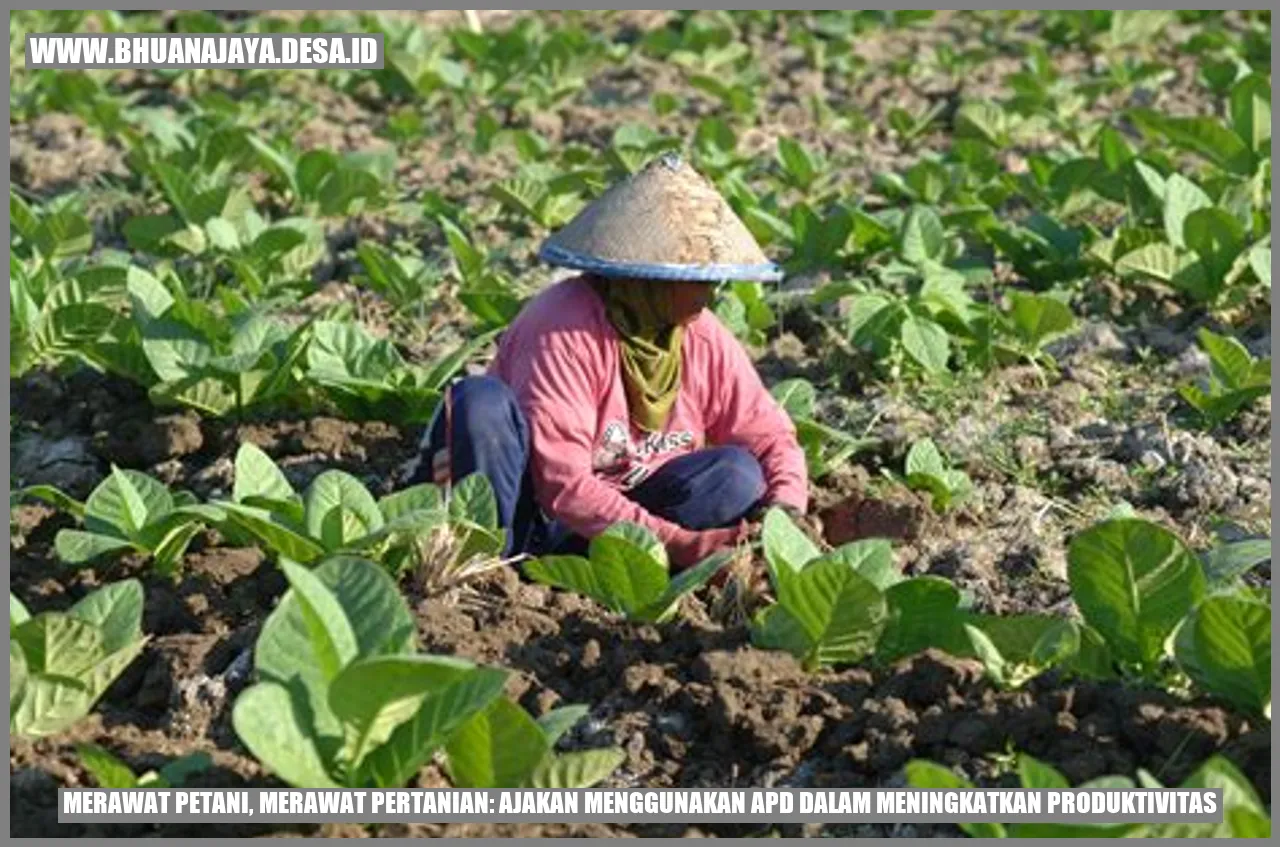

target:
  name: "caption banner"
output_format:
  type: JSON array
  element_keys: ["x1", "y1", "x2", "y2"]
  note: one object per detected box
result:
[{"x1": 61, "y1": 788, "x2": 1223, "y2": 824}]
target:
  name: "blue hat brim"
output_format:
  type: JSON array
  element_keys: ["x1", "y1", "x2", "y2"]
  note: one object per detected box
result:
[{"x1": 539, "y1": 242, "x2": 784, "y2": 283}]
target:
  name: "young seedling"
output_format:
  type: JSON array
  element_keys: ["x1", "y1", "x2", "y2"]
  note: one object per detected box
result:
[
  {"x1": 26, "y1": 467, "x2": 210, "y2": 576},
  {"x1": 523, "y1": 522, "x2": 734, "y2": 624},
  {"x1": 211, "y1": 443, "x2": 505, "y2": 576},
  {"x1": 897, "y1": 438, "x2": 972, "y2": 513},
  {"x1": 10, "y1": 580, "x2": 148, "y2": 738},
  {"x1": 231, "y1": 556, "x2": 510, "y2": 788},
  {"x1": 750, "y1": 508, "x2": 899, "y2": 671},
  {"x1": 770, "y1": 378, "x2": 877, "y2": 480},
  {"x1": 77, "y1": 744, "x2": 211, "y2": 788},
  {"x1": 445, "y1": 700, "x2": 624, "y2": 789},
  {"x1": 1178, "y1": 328, "x2": 1270, "y2": 429}
]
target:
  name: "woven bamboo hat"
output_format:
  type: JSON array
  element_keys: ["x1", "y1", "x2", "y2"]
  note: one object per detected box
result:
[{"x1": 538, "y1": 153, "x2": 783, "y2": 282}]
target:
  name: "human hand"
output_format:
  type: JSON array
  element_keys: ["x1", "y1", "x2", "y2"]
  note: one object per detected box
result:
[{"x1": 431, "y1": 449, "x2": 450, "y2": 485}]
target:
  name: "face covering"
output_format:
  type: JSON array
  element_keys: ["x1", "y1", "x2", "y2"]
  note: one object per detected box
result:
[{"x1": 593, "y1": 276, "x2": 687, "y2": 433}]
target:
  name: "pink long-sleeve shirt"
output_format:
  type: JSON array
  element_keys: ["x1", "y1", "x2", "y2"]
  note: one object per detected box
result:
[{"x1": 490, "y1": 275, "x2": 809, "y2": 564}]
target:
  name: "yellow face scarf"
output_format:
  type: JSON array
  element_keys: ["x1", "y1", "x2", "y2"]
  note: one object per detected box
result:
[{"x1": 594, "y1": 277, "x2": 685, "y2": 433}]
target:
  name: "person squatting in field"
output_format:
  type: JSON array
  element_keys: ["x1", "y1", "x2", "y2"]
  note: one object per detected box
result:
[{"x1": 404, "y1": 154, "x2": 808, "y2": 569}]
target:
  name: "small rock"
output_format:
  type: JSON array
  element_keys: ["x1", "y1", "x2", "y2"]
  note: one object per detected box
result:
[
  {"x1": 12, "y1": 432, "x2": 100, "y2": 495},
  {"x1": 1140, "y1": 450, "x2": 1166, "y2": 472}
]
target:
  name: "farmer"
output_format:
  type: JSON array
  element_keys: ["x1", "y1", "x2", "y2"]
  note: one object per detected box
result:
[{"x1": 406, "y1": 154, "x2": 808, "y2": 569}]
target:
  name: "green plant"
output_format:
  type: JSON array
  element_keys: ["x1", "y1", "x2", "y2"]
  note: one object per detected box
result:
[
  {"x1": 898, "y1": 438, "x2": 972, "y2": 513},
  {"x1": 750, "y1": 508, "x2": 895, "y2": 670},
  {"x1": 231, "y1": 556, "x2": 509, "y2": 788},
  {"x1": 304, "y1": 319, "x2": 498, "y2": 424},
  {"x1": 445, "y1": 699, "x2": 624, "y2": 788},
  {"x1": 1178, "y1": 328, "x2": 1270, "y2": 429},
  {"x1": 10, "y1": 580, "x2": 148, "y2": 738},
  {"x1": 77, "y1": 744, "x2": 211, "y2": 788},
  {"x1": 769, "y1": 378, "x2": 877, "y2": 480},
  {"x1": 27, "y1": 467, "x2": 210, "y2": 576},
  {"x1": 1174, "y1": 590, "x2": 1270, "y2": 718},
  {"x1": 1067, "y1": 518, "x2": 1206, "y2": 676},
  {"x1": 9, "y1": 255, "x2": 122, "y2": 378},
  {"x1": 354, "y1": 241, "x2": 443, "y2": 312},
  {"x1": 251, "y1": 142, "x2": 393, "y2": 216},
  {"x1": 523, "y1": 523, "x2": 733, "y2": 623},
  {"x1": 122, "y1": 266, "x2": 312, "y2": 417},
  {"x1": 211, "y1": 443, "x2": 504, "y2": 572}
]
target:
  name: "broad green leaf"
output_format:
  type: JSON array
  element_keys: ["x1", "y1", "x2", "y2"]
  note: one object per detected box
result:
[
  {"x1": 770, "y1": 378, "x2": 816, "y2": 419},
  {"x1": 751, "y1": 604, "x2": 817, "y2": 659},
  {"x1": 1230, "y1": 74, "x2": 1271, "y2": 155},
  {"x1": 1067, "y1": 519, "x2": 1205, "y2": 669},
  {"x1": 1202, "y1": 539, "x2": 1271, "y2": 589},
  {"x1": 1162, "y1": 174, "x2": 1211, "y2": 250},
  {"x1": 784, "y1": 558, "x2": 887, "y2": 668},
  {"x1": 68, "y1": 579, "x2": 143, "y2": 653},
  {"x1": 377, "y1": 484, "x2": 443, "y2": 523},
  {"x1": 19, "y1": 484, "x2": 86, "y2": 519},
  {"x1": 1017, "y1": 753, "x2": 1069, "y2": 789},
  {"x1": 204, "y1": 216, "x2": 240, "y2": 251},
  {"x1": 77, "y1": 743, "x2": 139, "y2": 788},
  {"x1": 536, "y1": 705, "x2": 589, "y2": 746},
  {"x1": 965, "y1": 623, "x2": 1008, "y2": 686},
  {"x1": 877, "y1": 576, "x2": 968, "y2": 663},
  {"x1": 1248, "y1": 245, "x2": 1270, "y2": 288},
  {"x1": 318, "y1": 168, "x2": 383, "y2": 217},
  {"x1": 13, "y1": 613, "x2": 104, "y2": 677},
  {"x1": 81, "y1": 638, "x2": 146, "y2": 702},
  {"x1": 1029, "y1": 618, "x2": 1081, "y2": 669},
  {"x1": 529, "y1": 748, "x2": 625, "y2": 789},
  {"x1": 905, "y1": 439, "x2": 946, "y2": 477},
  {"x1": 155, "y1": 752, "x2": 213, "y2": 788},
  {"x1": 1129, "y1": 109, "x2": 1255, "y2": 176},
  {"x1": 447, "y1": 473, "x2": 499, "y2": 530},
  {"x1": 11, "y1": 594, "x2": 31, "y2": 629},
  {"x1": 10, "y1": 674, "x2": 93, "y2": 738},
  {"x1": 279, "y1": 559, "x2": 358, "y2": 684},
  {"x1": 84, "y1": 469, "x2": 173, "y2": 538},
  {"x1": 1008, "y1": 291, "x2": 1076, "y2": 348},
  {"x1": 33, "y1": 209, "x2": 93, "y2": 258},
  {"x1": 305, "y1": 471, "x2": 385, "y2": 549},
  {"x1": 816, "y1": 540, "x2": 899, "y2": 592},
  {"x1": 54, "y1": 530, "x2": 134, "y2": 565},
  {"x1": 525, "y1": 549, "x2": 664, "y2": 620},
  {"x1": 231, "y1": 682, "x2": 339, "y2": 788},
  {"x1": 903, "y1": 760, "x2": 1007, "y2": 838},
  {"x1": 10, "y1": 640, "x2": 28, "y2": 712},
  {"x1": 256, "y1": 556, "x2": 415, "y2": 741},
  {"x1": 219, "y1": 503, "x2": 325, "y2": 564},
  {"x1": 446, "y1": 698, "x2": 549, "y2": 788},
  {"x1": 900, "y1": 206, "x2": 945, "y2": 264},
  {"x1": 901, "y1": 315, "x2": 950, "y2": 373},
  {"x1": 357, "y1": 662, "x2": 508, "y2": 788},
  {"x1": 1198, "y1": 328, "x2": 1258, "y2": 390},
  {"x1": 1174, "y1": 593, "x2": 1270, "y2": 715},
  {"x1": 1115, "y1": 242, "x2": 1188, "y2": 282},
  {"x1": 762, "y1": 506, "x2": 821, "y2": 581},
  {"x1": 330, "y1": 654, "x2": 491, "y2": 771}
]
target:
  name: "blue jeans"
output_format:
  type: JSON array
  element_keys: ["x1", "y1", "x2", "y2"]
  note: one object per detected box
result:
[{"x1": 407, "y1": 375, "x2": 767, "y2": 557}]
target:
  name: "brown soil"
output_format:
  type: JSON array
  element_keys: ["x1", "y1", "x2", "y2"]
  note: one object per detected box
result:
[{"x1": 11, "y1": 568, "x2": 1269, "y2": 838}]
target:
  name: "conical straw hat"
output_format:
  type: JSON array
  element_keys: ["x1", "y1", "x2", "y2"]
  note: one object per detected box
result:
[{"x1": 538, "y1": 153, "x2": 782, "y2": 282}]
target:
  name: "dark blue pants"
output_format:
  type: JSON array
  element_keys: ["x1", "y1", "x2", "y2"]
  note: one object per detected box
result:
[{"x1": 408, "y1": 375, "x2": 767, "y2": 557}]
